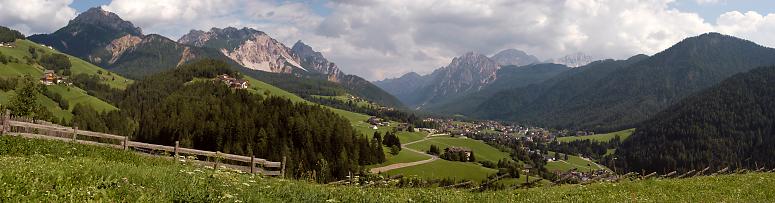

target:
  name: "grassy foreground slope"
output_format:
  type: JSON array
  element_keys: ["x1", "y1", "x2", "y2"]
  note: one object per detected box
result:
[{"x1": 2, "y1": 136, "x2": 775, "y2": 202}]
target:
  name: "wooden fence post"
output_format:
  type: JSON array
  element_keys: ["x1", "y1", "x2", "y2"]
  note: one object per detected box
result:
[
  {"x1": 250, "y1": 156, "x2": 256, "y2": 174},
  {"x1": 71, "y1": 126, "x2": 78, "y2": 141},
  {"x1": 1, "y1": 110, "x2": 9, "y2": 135},
  {"x1": 174, "y1": 141, "x2": 179, "y2": 157},
  {"x1": 123, "y1": 136, "x2": 128, "y2": 150},
  {"x1": 214, "y1": 151, "x2": 220, "y2": 170},
  {"x1": 281, "y1": 156, "x2": 287, "y2": 178}
]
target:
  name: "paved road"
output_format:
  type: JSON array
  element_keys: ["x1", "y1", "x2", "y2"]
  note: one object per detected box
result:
[{"x1": 369, "y1": 133, "x2": 447, "y2": 174}]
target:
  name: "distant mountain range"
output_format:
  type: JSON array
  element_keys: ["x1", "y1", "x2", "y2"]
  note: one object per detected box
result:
[
  {"x1": 28, "y1": 7, "x2": 402, "y2": 108},
  {"x1": 473, "y1": 33, "x2": 775, "y2": 131},
  {"x1": 375, "y1": 49, "x2": 575, "y2": 109},
  {"x1": 547, "y1": 52, "x2": 596, "y2": 67},
  {"x1": 378, "y1": 32, "x2": 775, "y2": 132}
]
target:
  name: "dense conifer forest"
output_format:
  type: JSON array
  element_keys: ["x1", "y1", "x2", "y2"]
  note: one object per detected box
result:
[
  {"x1": 617, "y1": 66, "x2": 775, "y2": 173},
  {"x1": 69, "y1": 60, "x2": 385, "y2": 182}
]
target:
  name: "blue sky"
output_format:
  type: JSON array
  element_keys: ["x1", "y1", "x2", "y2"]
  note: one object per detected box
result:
[{"x1": 670, "y1": 0, "x2": 775, "y2": 21}]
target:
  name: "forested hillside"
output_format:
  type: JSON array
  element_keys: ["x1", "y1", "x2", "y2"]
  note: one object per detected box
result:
[
  {"x1": 617, "y1": 66, "x2": 775, "y2": 174},
  {"x1": 113, "y1": 60, "x2": 384, "y2": 181},
  {"x1": 473, "y1": 33, "x2": 775, "y2": 131}
]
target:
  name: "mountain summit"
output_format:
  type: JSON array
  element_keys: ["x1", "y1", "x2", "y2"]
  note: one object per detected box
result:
[
  {"x1": 70, "y1": 7, "x2": 142, "y2": 36},
  {"x1": 490, "y1": 49, "x2": 540, "y2": 66},
  {"x1": 291, "y1": 40, "x2": 344, "y2": 81},
  {"x1": 29, "y1": 7, "x2": 143, "y2": 59}
]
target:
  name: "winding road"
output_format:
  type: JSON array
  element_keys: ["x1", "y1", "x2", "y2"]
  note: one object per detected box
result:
[{"x1": 369, "y1": 133, "x2": 448, "y2": 174}]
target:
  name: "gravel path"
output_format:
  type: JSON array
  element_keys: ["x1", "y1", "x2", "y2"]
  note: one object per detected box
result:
[{"x1": 369, "y1": 133, "x2": 446, "y2": 174}]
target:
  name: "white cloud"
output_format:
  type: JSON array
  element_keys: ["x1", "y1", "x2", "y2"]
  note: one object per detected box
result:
[
  {"x1": 715, "y1": 11, "x2": 775, "y2": 46},
  {"x1": 0, "y1": 0, "x2": 77, "y2": 35},
  {"x1": 309, "y1": 0, "x2": 718, "y2": 80},
  {"x1": 102, "y1": 0, "x2": 322, "y2": 42},
  {"x1": 3, "y1": 0, "x2": 775, "y2": 81}
]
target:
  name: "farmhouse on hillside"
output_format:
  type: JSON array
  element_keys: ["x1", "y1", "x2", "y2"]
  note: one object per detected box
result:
[
  {"x1": 40, "y1": 70, "x2": 68, "y2": 85},
  {"x1": 216, "y1": 74, "x2": 249, "y2": 89}
]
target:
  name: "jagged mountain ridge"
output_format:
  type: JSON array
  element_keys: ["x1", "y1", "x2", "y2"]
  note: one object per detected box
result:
[
  {"x1": 376, "y1": 52, "x2": 503, "y2": 108},
  {"x1": 178, "y1": 27, "x2": 304, "y2": 74},
  {"x1": 178, "y1": 27, "x2": 403, "y2": 107},
  {"x1": 29, "y1": 7, "x2": 227, "y2": 79},
  {"x1": 291, "y1": 40, "x2": 344, "y2": 82}
]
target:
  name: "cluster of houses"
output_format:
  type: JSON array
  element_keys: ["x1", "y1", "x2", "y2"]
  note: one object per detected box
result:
[
  {"x1": 0, "y1": 42, "x2": 15, "y2": 48},
  {"x1": 215, "y1": 74, "x2": 249, "y2": 89},
  {"x1": 366, "y1": 116, "x2": 390, "y2": 130},
  {"x1": 445, "y1": 147, "x2": 472, "y2": 159},
  {"x1": 39, "y1": 70, "x2": 69, "y2": 85}
]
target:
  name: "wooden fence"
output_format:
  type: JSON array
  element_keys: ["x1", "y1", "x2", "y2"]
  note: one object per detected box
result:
[{"x1": 0, "y1": 113, "x2": 284, "y2": 177}]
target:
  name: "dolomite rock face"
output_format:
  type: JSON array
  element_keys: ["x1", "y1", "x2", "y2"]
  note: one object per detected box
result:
[
  {"x1": 106, "y1": 34, "x2": 142, "y2": 64},
  {"x1": 291, "y1": 40, "x2": 343, "y2": 82},
  {"x1": 179, "y1": 27, "x2": 304, "y2": 73}
]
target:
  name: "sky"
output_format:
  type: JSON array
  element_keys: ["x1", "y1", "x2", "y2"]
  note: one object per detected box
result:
[{"x1": 1, "y1": 0, "x2": 775, "y2": 81}]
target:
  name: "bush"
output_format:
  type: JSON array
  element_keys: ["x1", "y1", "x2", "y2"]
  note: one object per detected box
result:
[{"x1": 390, "y1": 145, "x2": 400, "y2": 155}]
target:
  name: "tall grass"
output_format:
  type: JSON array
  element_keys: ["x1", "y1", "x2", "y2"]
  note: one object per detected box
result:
[{"x1": 1, "y1": 136, "x2": 774, "y2": 202}]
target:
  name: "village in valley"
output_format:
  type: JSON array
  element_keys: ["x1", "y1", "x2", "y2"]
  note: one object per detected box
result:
[{"x1": 361, "y1": 112, "x2": 619, "y2": 186}]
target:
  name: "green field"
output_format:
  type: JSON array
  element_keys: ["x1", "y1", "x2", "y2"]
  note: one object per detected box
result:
[
  {"x1": 0, "y1": 90, "x2": 73, "y2": 121},
  {"x1": 557, "y1": 128, "x2": 635, "y2": 143},
  {"x1": 384, "y1": 159, "x2": 498, "y2": 181},
  {"x1": 396, "y1": 131, "x2": 427, "y2": 143},
  {"x1": 2, "y1": 136, "x2": 775, "y2": 202},
  {"x1": 369, "y1": 147, "x2": 430, "y2": 168},
  {"x1": 46, "y1": 85, "x2": 117, "y2": 112},
  {"x1": 311, "y1": 94, "x2": 379, "y2": 109},
  {"x1": 405, "y1": 137, "x2": 511, "y2": 163},
  {"x1": 545, "y1": 151, "x2": 609, "y2": 173},
  {"x1": 0, "y1": 40, "x2": 132, "y2": 89}
]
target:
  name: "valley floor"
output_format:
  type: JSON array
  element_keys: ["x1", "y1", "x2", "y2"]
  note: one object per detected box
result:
[{"x1": 1, "y1": 135, "x2": 774, "y2": 202}]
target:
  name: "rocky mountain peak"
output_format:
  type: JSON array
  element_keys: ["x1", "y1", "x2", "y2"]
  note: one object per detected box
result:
[
  {"x1": 491, "y1": 48, "x2": 540, "y2": 66},
  {"x1": 291, "y1": 40, "x2": 343, "y2": 81},
  {"x1": 70, "y1": 7, "x2": 142, "y2": 36},
  {"x1": 178, "y1": 27, "x2": 303, "y2": 73}
]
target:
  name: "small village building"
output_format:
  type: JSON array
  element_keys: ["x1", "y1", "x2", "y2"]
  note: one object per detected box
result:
[
  {"x1": 40, "y1": 70, "x2": 67, "y2": 85},
  {"x1": 215, "y1": 74, "x2": 249, "y2": 89},
  {"x1": 445, "y1": 146, "x2": 472, "y2": 160}
]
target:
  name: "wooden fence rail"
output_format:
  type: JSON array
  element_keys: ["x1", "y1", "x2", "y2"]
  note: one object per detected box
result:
[{"x1": 0, "y1": 113, "x2": 284, "y2": 177}]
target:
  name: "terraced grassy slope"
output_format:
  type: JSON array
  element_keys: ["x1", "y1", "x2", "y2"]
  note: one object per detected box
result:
[
  {"x1": 2, "y1": 136, "x2": 775, "y2": 202},
  {"x1": 557, "y1": 128, "x2": 635, "y2": 143}
]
